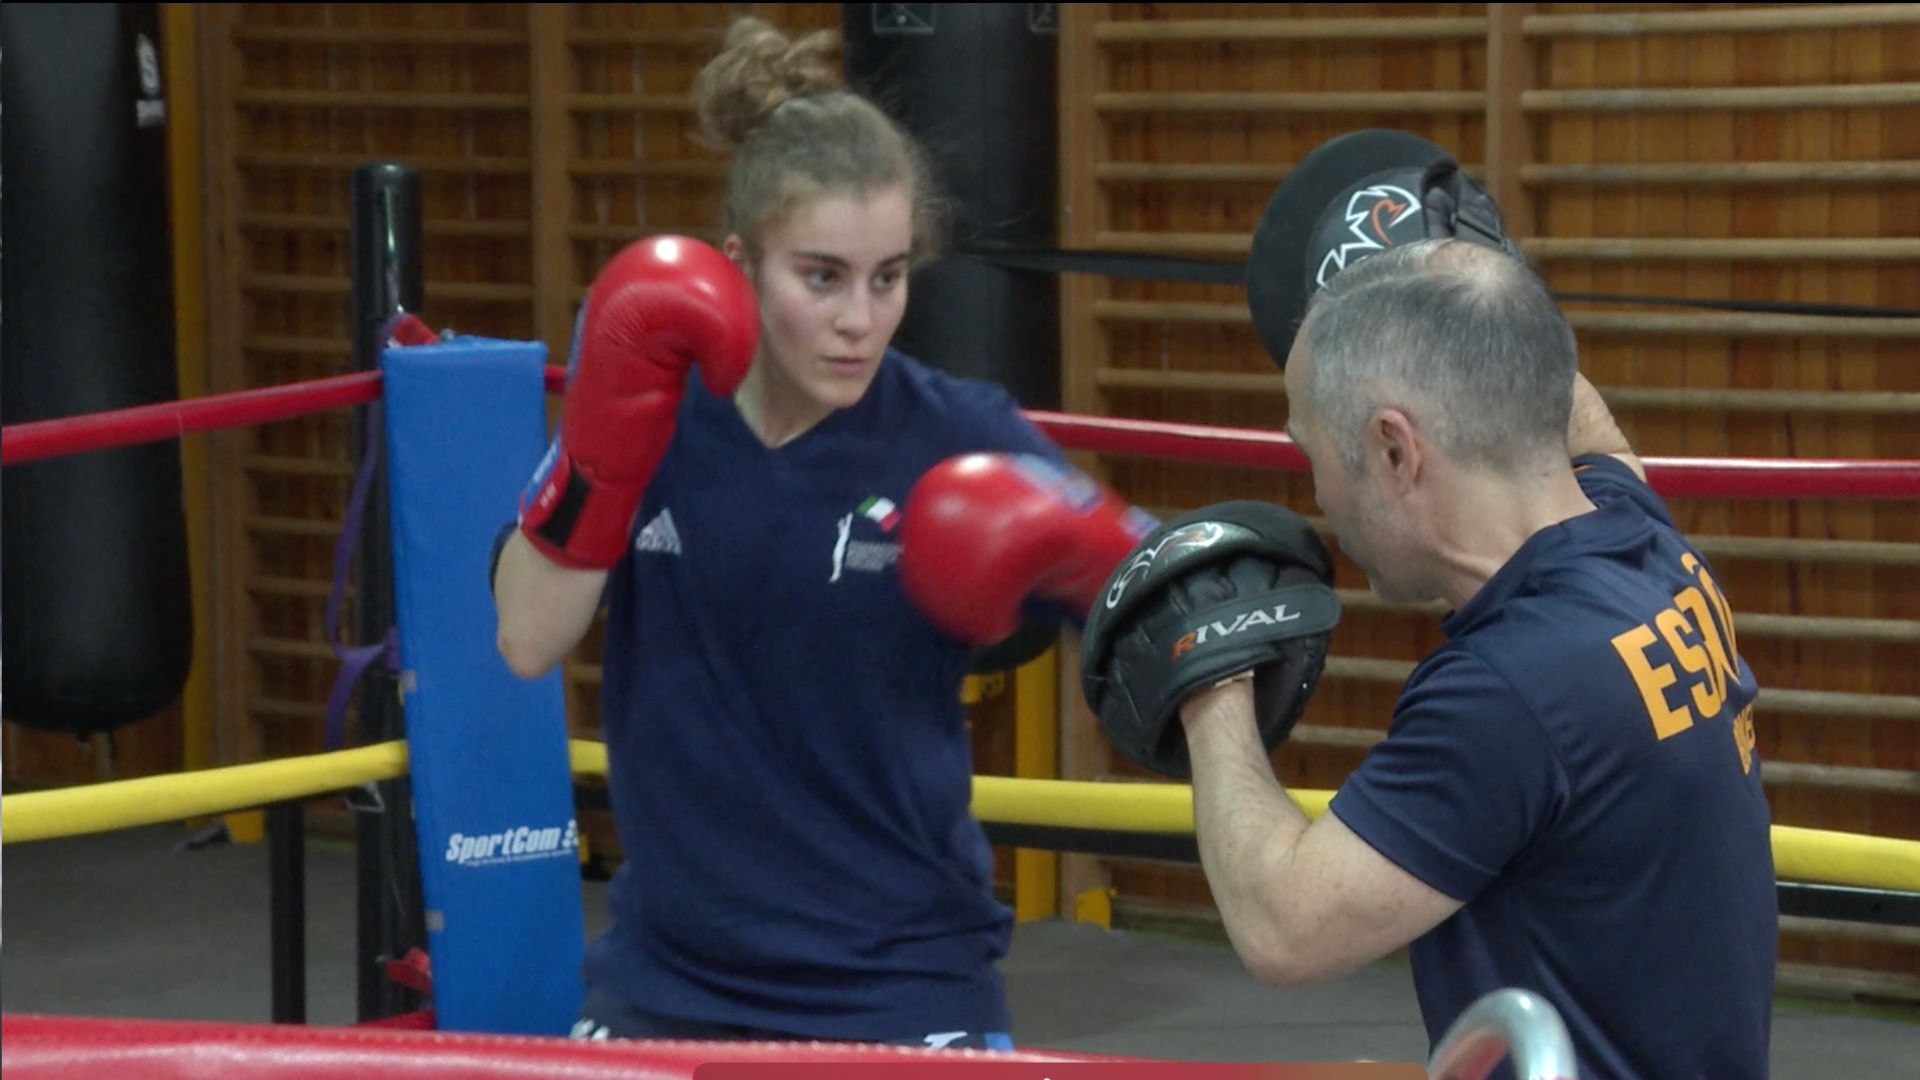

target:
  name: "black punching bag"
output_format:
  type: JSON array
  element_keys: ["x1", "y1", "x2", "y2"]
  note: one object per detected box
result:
[
  {"x1": 1, "y1": 3, "x2": 193, "y2": 734},
  {"x1": 844, "y1": 4, "x2": 1061, "y2": 411}
]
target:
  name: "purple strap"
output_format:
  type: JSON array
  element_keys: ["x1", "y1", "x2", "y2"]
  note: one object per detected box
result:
[{"x1": 322, "y1": 403, "x2": 401, "y2": 750}]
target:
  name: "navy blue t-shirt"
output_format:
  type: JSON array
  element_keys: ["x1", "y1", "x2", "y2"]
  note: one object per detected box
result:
[
  {"x1": 1330, "y1": 456, "x2": 1776, "y2": 1080},
  {"x1": 581, "y1": 349, "x2": 1065, "y2": 1041}
]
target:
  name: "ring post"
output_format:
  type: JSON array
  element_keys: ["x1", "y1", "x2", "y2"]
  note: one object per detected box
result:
[
  {"x1": 267, "y1": 801, "x2": 307, "y2": 1024},
  {"x1": 349, "y1": 162, "x2": 428, "y2": 1022},
  {"x1": 382, "y1": 335, "x2": 584, "y2": 1033}
]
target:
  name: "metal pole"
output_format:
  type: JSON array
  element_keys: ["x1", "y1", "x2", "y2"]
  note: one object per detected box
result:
[
  {"x1": 1427, "y1": 988, "x2": 1579, "y2": 1080},
  {"x1": 267, "y1": 801, "x2": 307, "y2": 1024},
  {"x1": 348, "y1": 162, "x2": 426, "y2": 1022}
]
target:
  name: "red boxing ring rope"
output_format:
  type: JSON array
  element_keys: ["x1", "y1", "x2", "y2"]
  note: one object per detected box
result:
[
  {"x1": 3, "y1": 366, "x2": 1916, "y2": 502},
  {"x1": 1024, "y1": 410, "x2": 1920, "y2": 502},
  {"x1": 1, "y1": 371, "x2": 383, "y2": 465}
]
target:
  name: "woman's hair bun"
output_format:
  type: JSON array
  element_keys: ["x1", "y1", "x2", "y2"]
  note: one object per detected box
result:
[{"x1": 693, "y1": 18, "x2": 842, "y2": 150}]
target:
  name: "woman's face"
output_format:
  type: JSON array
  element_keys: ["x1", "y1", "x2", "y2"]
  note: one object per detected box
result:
[{"x1": 734, "y1": 185, "x2": 915, "y2": 417}]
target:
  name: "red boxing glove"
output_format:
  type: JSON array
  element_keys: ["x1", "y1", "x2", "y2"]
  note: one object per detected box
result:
[
  {"x1": 519, "y1": 236, "x2": 758, "y2": 569},
  {"x1": 899, "y1": 453, "x2": 1157, "y2": 643}
]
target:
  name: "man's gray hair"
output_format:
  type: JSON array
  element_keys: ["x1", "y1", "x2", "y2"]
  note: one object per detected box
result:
[{"x1": 1298, "y1": 239, "x2": 1577, "y2": 475}]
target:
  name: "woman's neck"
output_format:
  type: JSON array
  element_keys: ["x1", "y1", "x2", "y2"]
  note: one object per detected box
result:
[{"x1": 733, "y1": 361, "x2": 831, "y2": 449}]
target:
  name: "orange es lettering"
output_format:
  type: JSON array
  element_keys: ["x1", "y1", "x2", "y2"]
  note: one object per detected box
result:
[{"x1": 1610, "y1": 554, "x2": 1743, "y2": 742}]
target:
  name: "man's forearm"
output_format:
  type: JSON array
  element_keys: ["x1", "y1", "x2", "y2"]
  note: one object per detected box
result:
[{"x1": 1180, "y1": 680, "x2": 1313, "y2": 978}]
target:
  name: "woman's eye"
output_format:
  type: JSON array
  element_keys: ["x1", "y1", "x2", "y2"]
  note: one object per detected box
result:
[
  {"x1": 874, "y1": 268, "x2": 903, "y2": 290},
  {"x1": 806, "y1": 268, "x2": 837, "y2": 289}
]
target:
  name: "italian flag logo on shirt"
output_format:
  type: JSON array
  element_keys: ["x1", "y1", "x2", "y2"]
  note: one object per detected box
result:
[{"x1": 858, "y1": 496, "x2": 900, "y2": 532}]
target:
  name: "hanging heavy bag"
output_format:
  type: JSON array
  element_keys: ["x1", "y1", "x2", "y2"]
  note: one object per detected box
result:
[{"x1": 1, "y1": 3, "x2": 193, "y2": 735}]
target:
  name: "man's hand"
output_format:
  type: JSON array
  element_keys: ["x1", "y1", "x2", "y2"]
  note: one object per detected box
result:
[
  {"x1": 1569, "y1": 371, "x2": 1645, "y2": 480},
  {"x1": 1179, "y1": 672, "x2": 1258, "y2": 744}
]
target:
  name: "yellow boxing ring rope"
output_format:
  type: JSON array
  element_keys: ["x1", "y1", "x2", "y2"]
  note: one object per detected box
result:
[{"x1": 4, "y1": 739, "x2": 1917, "y2": 894}]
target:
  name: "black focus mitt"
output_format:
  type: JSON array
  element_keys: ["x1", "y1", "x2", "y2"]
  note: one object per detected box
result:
[
  {"x1": 1080, "y1": 501, "x2": 1340, "y2": 778},
  {"x1": 1245, "y1": 128, "x2": 1524, "y2": 368}
]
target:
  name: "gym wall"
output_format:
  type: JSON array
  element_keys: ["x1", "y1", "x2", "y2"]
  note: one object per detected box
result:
[{"x1": 53, "y1": 3, "x2": 1914, "y2": 1000}]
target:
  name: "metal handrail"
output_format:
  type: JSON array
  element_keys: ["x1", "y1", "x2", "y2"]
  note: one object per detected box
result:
[{"x1": 1428, "y1": 988, "x2": 1579, "y2": 1080}]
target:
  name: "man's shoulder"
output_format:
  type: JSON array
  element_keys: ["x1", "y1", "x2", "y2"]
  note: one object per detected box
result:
[
  {"x1": 1399, "y1": 644, "x2": 1536, "y2": 728},
  {"x1": 1574, "y1": 452, "x2": 1672, "y2": 527},
  {"x1": 1402, "y1": 607, "x2": 1635, "y2": 751},
  {"x1": 1422, "y1": 597, "x2": 1629, "y2": 712}
]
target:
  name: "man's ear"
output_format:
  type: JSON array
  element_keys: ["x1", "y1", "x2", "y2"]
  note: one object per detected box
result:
[{"x1": 1373, "y1": 407, "x2": 1423, "y2": 495}]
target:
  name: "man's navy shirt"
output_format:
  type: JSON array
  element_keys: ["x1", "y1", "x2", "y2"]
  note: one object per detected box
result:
[{"x1": 1331, "y1": 455, "x2": 1776, "y2": 1079}]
